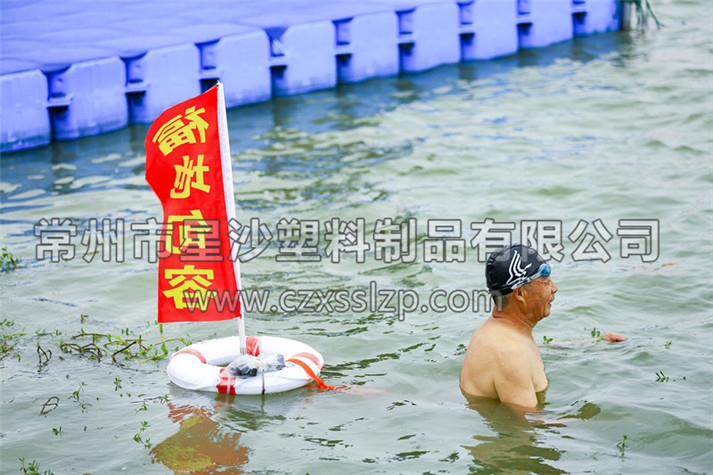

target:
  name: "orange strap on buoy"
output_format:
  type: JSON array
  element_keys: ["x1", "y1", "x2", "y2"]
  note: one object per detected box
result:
[{"x1": 286, "y1": 357, "x2": 335, "y2": 390}]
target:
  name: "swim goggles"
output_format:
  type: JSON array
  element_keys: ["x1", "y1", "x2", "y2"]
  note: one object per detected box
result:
[{"x1": 509, "y1": 262, "x2": 551, "y2": 290}]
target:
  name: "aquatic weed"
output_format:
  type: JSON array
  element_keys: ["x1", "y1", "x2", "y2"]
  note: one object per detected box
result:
[
  {"x1": 19, "y1": 458, "x2": 53, "y2": 475},
  {"x1": 37, "y1": 342, "x2": 52, "y2": 366},
  {"x1": 62, "y1": 329, "x2": 190, "y2": 362},
  {"x1": 0, "y1": 319, "x2": 25, "y2": 358},
  {"x1": 133, "y1": 420, "x2": 152, "y2": 448},
  {"x1": 69, "y1": 382, "x2": 92, "y2": 412},
  {"x1": 133, "y1": 420, "x2": 148, "y2": 442},
  {"x1": 39, "y1": 396, "x2": 59, "y2": 415},
  {"x1": 59, "y1": 340, "x2": 105, "y2": 360},
  {"x1": 617, "y1": 434, "x2": 628, "y2": 456},
  {"x1": 655, "y1": 371, "x2": 669, "y2": 382},
  {"x1": 70, "y1": 382, "x2": 86, "y2": 401},
  {"x1": 1, "y1": 246, "x2": 20, "y2": 271},
  {"x1": 27, "y1": 317, "x2": 193, "y2": 365}
]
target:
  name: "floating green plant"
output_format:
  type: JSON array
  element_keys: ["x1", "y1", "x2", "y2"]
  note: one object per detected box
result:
[
  {"x1": 37, "y1": 342, "x2": 52, "y2": 366},
  {"x1": 70, "y1": 382, "x2": 86, "y2": 402},
  {"x1": 617, "y1": 434, "x2": 628, "y2": 456},
  {"x1": 59, "y1": 329, "x2": 191, "y2": 363},
  {"x1": 1, "y1": 247, "x2": 20, "y2": 271},
  {"x1": 20, "y1": 458, "x2": 53, "y2": 475},
  {"x1": 134, "y1": 420, "x2": 152, "y2": 449},
  {"x1": 1, "y1": 319, "x2": 25, "y2": 359},
  {"x1": 40, "y1": 396, "x2": 59, "y2": 415}
]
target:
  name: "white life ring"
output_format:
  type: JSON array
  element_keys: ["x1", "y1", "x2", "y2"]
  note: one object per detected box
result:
[{"x1": 166, "y1": 335, "x2": 325, "y2": 395}]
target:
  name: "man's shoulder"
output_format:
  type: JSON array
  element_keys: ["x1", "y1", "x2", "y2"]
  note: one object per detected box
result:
[
  {"x1": 465, "y1": 320, "x2": 505, "y2": 365},
  {"x1": 479, "y1": 322, "x2": 530, "y2": 358}
]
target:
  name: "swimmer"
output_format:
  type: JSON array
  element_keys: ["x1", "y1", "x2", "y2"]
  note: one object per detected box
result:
[{"x1": 460, "y1": 244, "x2": 625, "y2": 409}]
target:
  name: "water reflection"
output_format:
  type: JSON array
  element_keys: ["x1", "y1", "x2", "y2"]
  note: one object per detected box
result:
[
  {"x1": 1, "y1": 123, "x2": 149, "y2": 202},
  {"x1": 151, "y1": 401, "x2": 249, "y2": 474},
  {"x1": 463, "y1": 396, "x2": 565, "y2": 474},
  {"x1": 152, "y1": 388, "x2": 311, "y2": 474}
]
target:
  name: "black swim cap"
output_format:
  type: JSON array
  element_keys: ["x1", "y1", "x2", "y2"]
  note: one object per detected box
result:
[{"x1": 485, "y1": 244, "x2": 546, "y2": 296}]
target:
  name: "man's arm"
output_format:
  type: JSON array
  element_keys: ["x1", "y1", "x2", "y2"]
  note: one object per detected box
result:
[
  {"x1": 492, "y1": 349, "x2": 539, "y2": 409},
  {"x1": 602, "y1": 332, "x2": 626, "y2": 342},
  {"x1": 547, "y1": 331, "x2": 627, "y2": 345}
]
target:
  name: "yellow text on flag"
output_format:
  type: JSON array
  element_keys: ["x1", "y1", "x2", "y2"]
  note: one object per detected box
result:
[
  {"x1": 152, "y1": 106, "x2": 209, "y2": 156},
  {"x1": 171, "y1": 154, "x2": 211, "y2": 198},
  {"x1": 163, "y1": 264, "x2": 215, "y2": 309}
]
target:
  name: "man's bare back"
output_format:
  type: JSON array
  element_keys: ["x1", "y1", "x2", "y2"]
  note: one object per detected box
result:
[{"x1": 461, "y1": 316, "x2": 548, "y2": 408}]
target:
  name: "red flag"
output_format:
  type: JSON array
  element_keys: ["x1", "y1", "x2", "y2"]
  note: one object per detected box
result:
[{"x1": 145, "y1": 84, "x2": 241, "y2": 322}]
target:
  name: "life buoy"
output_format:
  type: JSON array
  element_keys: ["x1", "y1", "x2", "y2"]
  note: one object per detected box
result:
[{"x1": 166, "y1": 335, "x2": 325, "y2": 395}]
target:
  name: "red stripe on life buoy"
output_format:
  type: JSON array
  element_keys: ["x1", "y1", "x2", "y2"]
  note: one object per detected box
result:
[
  {"x1": 289, "y1": 352, "x2": 322, "y2": 369},
  {"x1": 246, "y1": 335, "x2": 260, "y2": 356},
  {"x1": 217, "y1": 368, "x2": 236, "y2": 394},
  {"x1": 171, "y1": 348, "x2": 207, "y2": 364}
]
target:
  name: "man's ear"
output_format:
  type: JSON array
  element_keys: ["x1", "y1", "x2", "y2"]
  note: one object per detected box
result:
[{"x1": 512, "y1": 286, "x2": 527, "y2": 304}]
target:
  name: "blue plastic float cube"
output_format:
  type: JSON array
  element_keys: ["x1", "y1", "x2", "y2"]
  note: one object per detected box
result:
[
  {"x1": 390, "y1": 1, "x2": 461, "y2": 73},
  {"x1": 46, "y1": 57, "x2": 128, "y2": 140},
  {"x1": 572, "y1": 0, "x2": 620, "y2": 35},
  {"x1": 236, "y1": 12, "x2": 337, "y2": 97},
  {"x1": 517, "y1": 0, "x2": 574, "y2": 49},
  {"x1": 334, "y1": 11, "x2": 400, "y2": 84},
  {"x1": 264, "y1": 1, "x2": 400, "y2": 83},
  {"x1": 196, "y1": 30, "x2": 272, "y2": 108},
  {"x1": 267, "y1": 22, "x2": 337, "y2": 96},
  {"x1": 170, "y1": 22, "x2": 272, "y2": 108},
  {"x1": 0, "y1": 70, "x2": 51, "y2": 152},
  {"x1": 459, "y1": 0, "x2": 519, "y2": 60},
  {"x1": 123, "y1": 44, "x2": 202, "y2": 124}
]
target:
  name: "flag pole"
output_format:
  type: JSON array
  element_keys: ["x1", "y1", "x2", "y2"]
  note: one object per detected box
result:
[
  {"x1": 216, "y1": 82, "x2": 247, "y2": 356},
  {"x1": 238, "y1": 300, "x2": 247, "y2": 355}
]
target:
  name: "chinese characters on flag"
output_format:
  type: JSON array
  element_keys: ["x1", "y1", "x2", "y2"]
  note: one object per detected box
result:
[{"x1": 145, "y1": 84, "x2": 241, "y2": 322}]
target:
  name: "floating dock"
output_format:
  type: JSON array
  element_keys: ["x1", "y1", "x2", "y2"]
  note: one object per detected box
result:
[{"x1": 0, "y1": 0, "x2": 621, "y2": 152}]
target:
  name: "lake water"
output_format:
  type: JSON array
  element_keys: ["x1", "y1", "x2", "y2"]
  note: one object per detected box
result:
[{"x1": 1, "y1": 1, "x2": 712, "y2": 473}]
